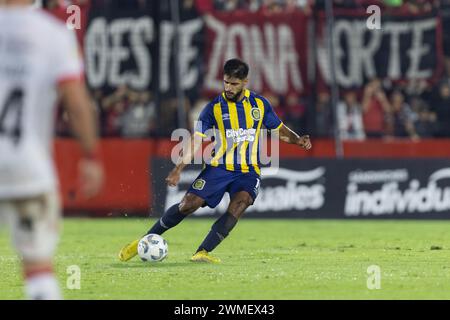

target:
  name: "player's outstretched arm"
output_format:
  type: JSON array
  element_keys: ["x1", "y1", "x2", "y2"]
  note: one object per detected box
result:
[
  {"x1": 166, "y1": 133, "x2": 204, "y2": 187},
  {"x1": 277, "y1": 124, "x2": 312, "y2": 150},
  {"x1": 59, "y1": 80, "x2": 104, "y2": 198}
]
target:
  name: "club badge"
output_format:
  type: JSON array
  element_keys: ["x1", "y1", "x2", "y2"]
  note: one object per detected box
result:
[
  {"x1": 192, "y1": 179, "x2": 206, "y2": 190},
  {"x1": 251, "y1": 108, "x2": 261, "y2": 121}
]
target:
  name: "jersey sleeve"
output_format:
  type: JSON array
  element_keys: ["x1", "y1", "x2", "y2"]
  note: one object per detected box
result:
[
  {"x1": 52, "y1": 28, "x2": 84, "y2": 85},
  {"x1": 194, "y1": 103, "x2": 215, "y2": 137},
  {"x1": 262, "y1": 97, "x2": 283, "y2": 130}
]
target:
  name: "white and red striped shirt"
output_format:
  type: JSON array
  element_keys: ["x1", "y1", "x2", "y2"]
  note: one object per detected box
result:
[{"x1": 0, "y1": 7, "x2": 83, "y2": 199}]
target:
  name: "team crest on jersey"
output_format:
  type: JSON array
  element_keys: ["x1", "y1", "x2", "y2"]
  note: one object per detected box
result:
[
  {"x1": 251, "y1": 108, "x2": 261, "y2": 121},
  {"x1": 192, "y1": 179, "x2": 206, "y2": 190}
]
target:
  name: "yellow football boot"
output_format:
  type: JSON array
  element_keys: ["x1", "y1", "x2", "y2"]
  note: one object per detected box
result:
[
  {"x1": 190, "y1": 249, "x2": 221, "y2": 264},
  {"x1": 118, "y1": 239, "x2": 139, "y2": 261}
]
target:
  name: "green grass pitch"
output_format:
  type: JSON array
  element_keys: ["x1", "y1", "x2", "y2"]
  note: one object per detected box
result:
[{"x1": 1, "y1": 218, "x2": 450, "y2": 299}]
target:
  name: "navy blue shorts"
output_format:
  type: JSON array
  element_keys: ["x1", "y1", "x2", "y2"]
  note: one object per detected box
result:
[{"x1": 187, "y1": 165, "x2": 261, "y2": 208}]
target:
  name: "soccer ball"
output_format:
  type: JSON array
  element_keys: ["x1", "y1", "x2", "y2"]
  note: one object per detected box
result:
[{"x1": 137, "y1": 234, "x2": 168, "y2": 262}]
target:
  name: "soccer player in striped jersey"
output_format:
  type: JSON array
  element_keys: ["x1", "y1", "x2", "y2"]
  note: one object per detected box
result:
[{"x1": 119, "y1": 58, "x2": 311, "y2": 263}]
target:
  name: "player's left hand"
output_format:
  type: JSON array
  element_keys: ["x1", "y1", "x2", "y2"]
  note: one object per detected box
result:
[
  {"x1": 166, "y1": 168, "x2": 181, "y2": 187},
  {"x1": 297, "y1": 135, "x2": 312, "y2": 150}
]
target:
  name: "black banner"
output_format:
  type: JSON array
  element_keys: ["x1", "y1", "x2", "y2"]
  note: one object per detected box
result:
[
  {"x1": 316, "y1": 12, "x2": 444, "y2": 88},
  {"x1": 84, "y1": 1, "x2": 203, "y2": 97},
  {"x1": 151, "y1": 158, "x2": 450, "y2": 219},
  {"x1": 84, "y1": 3, "x2": 157, "y2": 93}
]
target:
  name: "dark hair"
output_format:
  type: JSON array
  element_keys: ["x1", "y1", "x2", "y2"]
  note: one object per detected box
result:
[{"x1": 223, "y1": 59, "x2": 249, "y2": 79}]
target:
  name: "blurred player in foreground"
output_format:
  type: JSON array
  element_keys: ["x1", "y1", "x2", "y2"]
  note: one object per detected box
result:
[
  {"x1": 119, "y1": 59, "x2": 311, "y2": 263},
  {"x1": 0, "y1": 0, "x2": 103, "y2": 299}
]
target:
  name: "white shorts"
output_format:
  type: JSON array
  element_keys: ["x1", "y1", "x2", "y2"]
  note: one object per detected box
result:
[{"x1": 0, "y1": 192, "x2": 61, "y2": 261}]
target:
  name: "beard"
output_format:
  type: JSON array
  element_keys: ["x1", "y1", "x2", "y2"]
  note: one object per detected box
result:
[{"x1": 225, "y1": 89, "x2": 243, "y2": 102}]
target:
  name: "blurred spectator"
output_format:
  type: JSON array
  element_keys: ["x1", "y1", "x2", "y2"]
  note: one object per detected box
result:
[
  {"x1": 189, "y1": 98, "x2": 210, "y2": 132},
  {"x1": 248, "y1": 0, "x2": 264, "y2": 11},
  {"x1": 430, "y1": 82, "x2": 450, "y2": 137},
  {"x1": 404, "y1": 0, "x2": 434, "y2": 13},
  {"x1": 285, "y1": 0, "x2": 313, "y2": 13},
  {"x1": 385, "y1": 90, "x2": 419, "y2": 140},
  {"x1": 102, "y1": 86, "x2": 129, "y2": 136},
  {"x1": 158, "y1": 98, "x2": 192, "y2": 136},
  {"x1": 212, "y1": 0, "x2": 314, "y2": 12},
  {"x1": 441, "y1": 0, "x2": 450, "y2": 76},
  {"x1": 315, "y1": 91, "x2": 334, "y2": 137},
  {"x1": 119, "y1": 92, "x2": 157, "y2": 138},
  {"x1": 282, "y1": 93, "x2": 307, "y2": 133},
  {"x1": 337, "y1": 91, "x2": 365, "y2": 141},
  {"x1": 410, "y1": 97, "x2": 436, "y2": 138},
  {"x1": 261, "y1": 0, "x2": 284, "y2": 13},
  {"x1": 214, "y1": 0, "x2": 247, "y2": 11},
  {"x1": 361, "y1": 79, "x2": 391, "y2": 138},
  {"x1": 96, "y1": 86, "x2": 157, "y2": 137},
  {"x1": 263, "y1": 92, "x2": 286, "y2": 122}
]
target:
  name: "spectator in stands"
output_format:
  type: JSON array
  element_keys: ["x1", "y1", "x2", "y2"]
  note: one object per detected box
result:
[
  {"x1": 99, "y1": 86, "x2": 157, "y2": 137},
  {"x1": 261, "y1": 0, "x2": 284, "y2": 13},
  {"x1": 337, "y1": 90, "x2": 365, "y2": 141},
  {"x1": 410, "y1": 96, "x2": 436, "y2": 138},
  {"x1": 282, "y1": 93, "x2": 307, "y2": 134},
  {"x1": 263, "y1": 92, "x2": 286, "y2": 120},
  {"x1": 315, "y1": 91, "x2": 334, "y2": 137},
  {"x1": 430, "y1": 82, "x2": 450, "y2": 137},
  {"x1": 404, "y1": 0, "x2": 434, "y2": 13},
  {"x1": 248, "y1": 0, "x2": 264, "y2": 11},
  {"x1": 214, "y1": 0, "x2": 246, "y2": 11},
  {"x1": 285, "y1": 0, "x2": 313, "y2": 14},
  {"x1": 361, "y1": 78, "x2": 391, "y2": 138},
  {"x1": 119, "y1": 92, "x2": 157, "y2": 138},
  {"x1": 102, "y1": 86, "x2": 130, "y2": 136},
  {"x1": 158, "y1": 97, "x2": 192, "y2": 136},
  {"x1": 385, "y1": 90, "x2": 419, "y2": 140},
  {"x1": 190, "y1": 98, "x2": 211, "y2": 132},
  {"x1": 441, "y1": 0, "x2": 450, "y2": 76}
]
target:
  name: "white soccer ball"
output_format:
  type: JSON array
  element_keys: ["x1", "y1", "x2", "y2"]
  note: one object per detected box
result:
[{"x1": 137, "y1": 234, "x2": 168, "y2": 262}]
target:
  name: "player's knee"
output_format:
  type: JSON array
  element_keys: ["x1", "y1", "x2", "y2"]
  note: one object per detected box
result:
[
  {"x1": 178, "y1": 200, "x2": 200, "y2": 215},
  {"x1": 12, "y1": 194, "x2": 60, "y2": 262},
  {"x1": 236, "y1": 194, "x2": 253, "y2": 208},
  {"x1": 14, "y1": 227, "x2": 59, "y2": 262},
  {"x1": 179, "y1": 193, "x2": 204, "y2": 215},
  {"x1": 228, "y1": 195, "x2": 252, "y2": 219},
  {"x1": 242, "y1": 194, "x2": 253, "y2": 207}
]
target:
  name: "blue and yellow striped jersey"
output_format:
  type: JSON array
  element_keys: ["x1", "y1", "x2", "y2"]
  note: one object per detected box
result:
[{"x1": 194, "y1": 89, "x2": 283, "y2": 175}]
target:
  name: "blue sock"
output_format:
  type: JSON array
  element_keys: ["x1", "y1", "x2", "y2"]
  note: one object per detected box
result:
[
  {"x1": 197, "y1": 212, "x2": 238, "y2": 253},
  {"x1": 146, "y1": 203, "x2": 186, "y2": 235}
]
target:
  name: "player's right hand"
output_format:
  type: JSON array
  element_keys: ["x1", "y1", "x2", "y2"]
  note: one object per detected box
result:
[
  {"x1": 166, "y1": 169, "x2": 181, "y2": 187},
  {"x1": 78, "y1": 159, "x2": 104, "y2": 198}
]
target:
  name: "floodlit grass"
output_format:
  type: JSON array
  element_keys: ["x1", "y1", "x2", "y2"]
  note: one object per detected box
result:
[{"x1": 1, "y1": 218, "x2": 450, "y2": 299}]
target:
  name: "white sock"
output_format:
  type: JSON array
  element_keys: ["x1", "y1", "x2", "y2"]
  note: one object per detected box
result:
[{"x1": 25, "y1": 273, "x2": 62, "y2": 300}]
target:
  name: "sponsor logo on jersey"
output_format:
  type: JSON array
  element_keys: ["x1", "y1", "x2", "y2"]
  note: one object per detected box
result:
[{"x1": 225, "y1": 128, "x2": 256, "y2": 143}]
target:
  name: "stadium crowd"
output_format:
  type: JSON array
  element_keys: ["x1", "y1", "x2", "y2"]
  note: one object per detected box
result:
[{"x1": 47, "y1": 0, "x2": 450, "y2": 141}]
